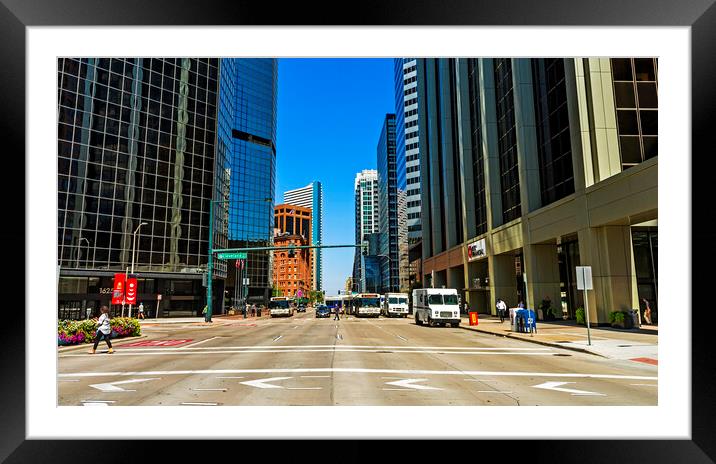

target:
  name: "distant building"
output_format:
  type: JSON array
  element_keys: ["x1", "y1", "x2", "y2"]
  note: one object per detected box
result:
[
  {"x1": 284, "y1": 181, "x2": 323, "y2": 291},
  {"x1": 272, "y1": 232, "x2": 310, "y2": 299},
  {"x1": 377, "y1": 113, "x2": 399, "y2": 293},
  {"x1": 352, "y1": 170, "x2": 379, "y2": 292},
  {"x1": 344, "y1": 276, "x2": 353, "y2": 295}
]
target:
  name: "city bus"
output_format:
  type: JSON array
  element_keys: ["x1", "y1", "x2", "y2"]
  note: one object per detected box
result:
[
  {"x1": 268, "y1": 296, "x2": 295, "y2": 317},
  {"x1": 324, "y1": 296, "x2": 343, "y2": 315},
  {"x1": 382, "y1": 292, "x2": 409, "y2": 317},
  {"x1": 351, "y1": 293, "x2": 382, "y2": 318},
  {"x1": 412, "y1": 288, "x2": 460, "y2": 327}
]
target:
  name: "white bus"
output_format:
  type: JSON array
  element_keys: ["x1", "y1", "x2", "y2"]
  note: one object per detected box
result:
[
  {"x1": 351, "y1": 293, "x2": 381, "y2": 318},
  {"x1": 268, "y1": 296, "x2": 295, "y2": 317},
  {"x1": 412, "y1": 288, "x2": 461, "y2": 327},
  {"x1": 382, "y1": 292, "x2": 409, "y2": 317}
]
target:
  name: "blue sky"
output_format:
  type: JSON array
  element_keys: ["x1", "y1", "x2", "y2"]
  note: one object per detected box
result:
[{"x1": 275, "y1": 58, "x2": 395, "y2": 296}]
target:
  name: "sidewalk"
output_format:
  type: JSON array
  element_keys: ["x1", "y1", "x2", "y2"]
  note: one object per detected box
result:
[
  {"x1": 138, "y1": 312, "x2": 272, "y2": 326},
  {"x1": 459, "y1": 314, "x2": 658, "y2": 363}
]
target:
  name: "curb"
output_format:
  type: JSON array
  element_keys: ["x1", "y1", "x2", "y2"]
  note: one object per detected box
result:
[
  {"x1": 58, "y1": 334, "x2": 148, "y2": 353},
  {"x1": 457, "y1": 324, "x2": 608, "y2": 359}
]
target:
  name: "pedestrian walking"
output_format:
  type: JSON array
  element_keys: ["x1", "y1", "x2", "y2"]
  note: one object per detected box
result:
[
  {"x1": 89, "y1": 305, "x2": 113, "y2": 354},
  {"x1": 497, "y1": 298, "x2": 507, "y2": 323},
  {"x1": 138, "y1": 302, "x2": 145, "y2": 319},
  {"x1": 334, "y1": 306, "x2": 340, "y2": 321},
  {"x1": 642, "y1": 298, "x2": 653, "y2": 325}
]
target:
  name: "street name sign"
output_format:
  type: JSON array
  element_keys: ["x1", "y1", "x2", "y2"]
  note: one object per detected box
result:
[
  {"x1": 217, "y1": 252, "x2": 248, "y2": 260},
  {"x1": 576, "y1": 266, "x2": 593, "y2": 290}
]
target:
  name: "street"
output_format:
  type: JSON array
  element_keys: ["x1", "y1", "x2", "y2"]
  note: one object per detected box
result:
[{"x1": 58, "y1": 309, "x2": 657, "y2": 406}]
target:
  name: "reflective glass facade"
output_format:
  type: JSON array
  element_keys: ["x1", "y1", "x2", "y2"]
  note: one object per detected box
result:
[
  {"x1": 58, "y1": 58, "x2": 224, "y2": 276},
  {"x1": 219, "y1": 58, "x2": 278, "y2": 303},
  {"x1": 377, "y1": 114, "x2": 399, "y2": 292},
  {"x1": 494, "y1": 58, "x2": 521, "y2": 224}
]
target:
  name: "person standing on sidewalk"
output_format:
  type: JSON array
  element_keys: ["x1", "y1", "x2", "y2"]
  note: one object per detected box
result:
[
  {"x1": 89, "y1": 305, "x2": 113, "y2": 354},
  {"x1": 138, "y1": 302, "x2": 145, "y2": 319},
  {"x1": 642, "y1": 298, "x2": 653, "y2": 325}
]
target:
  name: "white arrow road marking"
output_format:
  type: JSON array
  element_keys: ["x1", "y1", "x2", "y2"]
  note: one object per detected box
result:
[
  {"x1": 384, "y1": 378, "x2": 442, "y2": 391},
  {"x1": 191, "y1": 388, "x2": 227, "y2": 392},
  {"x1": 89, "y1": 378, "x2": 160, "y2": 392},
  {"x1": 240, "y1": 376, "x2": 292, "y2": 389},
  {"x1": 532, "y1": 381, "x2": 606, "y2": 396}
]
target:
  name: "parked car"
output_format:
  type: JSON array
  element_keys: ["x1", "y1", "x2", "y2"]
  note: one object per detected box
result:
[
  {"x1": 297, "y1": 303, "x2": 307, "y2": 313},
  {"x1": 315, "y1": 305, "x2": 330, "y2": 318}
]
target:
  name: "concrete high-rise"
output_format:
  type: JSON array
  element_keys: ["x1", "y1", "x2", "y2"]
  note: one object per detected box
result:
[
  {"x1": 352, "y1": 169, "x2": 379, "y2": 292},
  {"x1": 283, "y1": 181, "x2": 323, "y2": 291},
  {"x1": 416, "y1": 58, "x2": 658, "y2": 325}
]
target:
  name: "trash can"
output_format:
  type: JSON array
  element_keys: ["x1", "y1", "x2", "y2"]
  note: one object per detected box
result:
[
  {"x1": 515, "y1": 309, "x2": 537, "y2": 333},
  {"x1": 510, "y1": 308, "x2": 518, "y2": 331},
  {"x1": 469, "y1": 311, "x2": 479, "y2": 326}
]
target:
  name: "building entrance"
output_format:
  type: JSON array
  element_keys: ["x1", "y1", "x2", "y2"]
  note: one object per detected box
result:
[
  {"x1": 632, "y1": 227, "x2": 658, "y2": 324},
  {"x1": 557, "y1": 240, "x2": 582, "y2": 319}
]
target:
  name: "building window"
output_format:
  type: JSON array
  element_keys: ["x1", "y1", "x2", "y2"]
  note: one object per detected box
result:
[
  {"x1": 610, "y1": 58, "x2": 658, "y2": 170},
  {"x1": 468, "y1": 59, "x2": 488, "y2": 236},
  {"x1": 532, "y1": 58, "x2": 575, "y2": 206},
  {"x1": 494, "y1": 58, "x2": 521, "y2": 223}
]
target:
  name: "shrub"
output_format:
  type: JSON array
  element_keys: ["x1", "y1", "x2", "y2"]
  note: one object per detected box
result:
[
  {"x1": 575, "y1": 307, "x2": 586, "y2": 325},
  {"x1": 58, "y1": 317, "x2": 141, "y2": 345},
  {"x1": 609, "y1": 311, "x2": 625, "y2": 326}
]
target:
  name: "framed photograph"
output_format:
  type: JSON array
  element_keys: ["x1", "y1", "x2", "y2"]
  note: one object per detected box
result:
[{"x1": 4, "y1": 0, "x2": 713, "y2": 460}]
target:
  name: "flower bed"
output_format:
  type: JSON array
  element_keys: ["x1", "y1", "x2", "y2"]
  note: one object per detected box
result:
[{"x1": 58, "y1": 317, "x2": 141, "y2": 346}]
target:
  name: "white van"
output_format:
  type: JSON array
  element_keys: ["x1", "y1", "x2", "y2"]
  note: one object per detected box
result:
[
  {"x1": 412, "y1": 288, "x2": 461, "y2": 327},
  {"x1": 382, "y1": 292, "x2": 409, "y2": 317}
]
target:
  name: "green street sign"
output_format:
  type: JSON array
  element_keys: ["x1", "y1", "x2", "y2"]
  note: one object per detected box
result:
[{"x1": 217, "y1": 252, "x2": 247, "y2": 260}]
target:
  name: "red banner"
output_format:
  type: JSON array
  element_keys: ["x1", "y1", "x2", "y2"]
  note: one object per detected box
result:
[
  {"x1": 111, "y1": 273, "x2": 126, "y2": 305},
  {"x1": 125, "y1": 277, "x2": 138, "y2": 305}
]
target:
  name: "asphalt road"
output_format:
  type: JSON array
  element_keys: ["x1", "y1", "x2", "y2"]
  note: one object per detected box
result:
[{"x1": 58, "y1": 309, "x2": 657, "y2": 406}]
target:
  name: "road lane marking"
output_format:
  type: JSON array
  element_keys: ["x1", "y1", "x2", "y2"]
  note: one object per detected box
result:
[
  {"x1": 191, "y1": 388, "x2": 227, "y2": 392},
  {"x1": 82, "y1": 400, "x2": 115, "y2": 405},
  {"x1": 301, "y1": 375, "x2": 330, "y2": 378},
  {"x1": 384, "y1": 379, "x2": 442, "y2": 390},
  {"x1": 60, "y1": 368, "x2": 657, "y2": 382},
  {"x1": 396, "y1": 335, "x2": 408, "y2": 341},
  {"x1": 89, "y1": 378, "x2": 160, "y2": 392},
  {"x1": 86, "y1": 344, "x2": 553, "y2": 351},
  {"x1": 178, "y1": 337, "x2": 221, "y2": 349},
  {"x1": 336, "y1": 334, "x2": 343, "y2": 340},
  {"x1": 287, "y1": 387, "x2": 322, "y2": 390},
  {"x1": 630, "y1": 383, "x2": 658, "y2": 387},
  {"x1": 181, "y1": 402, "x2": 218, "y2": 406},
  {"x1": 240, "y1": 377, "x2": 292, "y2": 389},
  {"x1": 59, "y1": 379, "x2": 80, "y2": 382},
  {"x1": 61, "y1": 349, "x2": 556, "y2": 357},
  {"x1": 532, "y1": 381, "x2": 606, "y2": 396},
  {"x1": 273, "y1": 335, "x2": 283, "y2": 342},
  {"x1": 217, "y1": 376, "x2": 245, "y2": 379},
  {"x1": 476, "y1": 391, "x2": 513, "y2": 393}
]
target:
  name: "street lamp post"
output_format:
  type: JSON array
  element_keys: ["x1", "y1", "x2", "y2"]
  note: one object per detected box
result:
[
  {"x1": 76, "y1": 237, "x2": 89, "y2": 268},
  {"x1": 206, "y1": 197, "x2": 272, "y2": 323},
  {"x1": 128, "y1": 222, "x2": 148, "y2": 318}
]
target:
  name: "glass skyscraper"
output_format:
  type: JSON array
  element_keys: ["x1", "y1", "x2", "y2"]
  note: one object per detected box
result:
[
  {"x1": 377, "y1": 113, "x2": 399, "y2": 293},
  {"x1": 57, "y1": 58, "x2": 225, "y2": 318},
  {"x1": 219, "y1": 58, "x2": 278, "y2": 305}
]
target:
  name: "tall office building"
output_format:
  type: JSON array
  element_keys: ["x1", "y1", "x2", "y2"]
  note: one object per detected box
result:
[
  {"x1": 397, "y1": 189, "x2": 409, "y2": 292},
  {"x1": 352, "y1": 169, "x2": 379, "y2": 292},
  {"x1": 377, "y1": 113, "x2": 399, "y2": 293},
  {"x1": 219, "y1": 58, "x2": 278, "y2": 307},
  {"x1": 416, "y1": 58, "x2": 658, "y2": 325},
  {"x1": 394, "y1": 58, "x2": 422, "y2": 244},
  {"x1": 283, "y1": 181, "x2": 323, "y2": 291},
  {"x1": 57, "y1": 58, "x2": 226, "y2": 318}
]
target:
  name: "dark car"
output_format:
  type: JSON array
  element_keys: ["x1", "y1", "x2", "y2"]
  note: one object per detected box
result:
[
  {"x1": 297, "y1": 304, "x2": 307, "y2": 313},
  {"x1": 315, "y1": 305, "x2": 330, "y2": 318}
]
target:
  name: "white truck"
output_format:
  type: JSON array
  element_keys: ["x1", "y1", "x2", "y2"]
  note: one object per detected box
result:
[
  {"x1": 412, "y1": 288, "x2": 461, "y2": 327},
  {"x1": 382, "y1": 292, "x2": 409, "y2": 317}
]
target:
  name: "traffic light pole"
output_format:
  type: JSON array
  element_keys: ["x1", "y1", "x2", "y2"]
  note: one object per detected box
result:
[{"x1": 205, "y1": 195, "x2": 366, "y2": 322}]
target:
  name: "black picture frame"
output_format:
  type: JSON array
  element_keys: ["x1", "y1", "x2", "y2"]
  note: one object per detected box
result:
[{"x1": 2, "y1": 0, "x2": 714, "y2": 461}]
